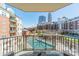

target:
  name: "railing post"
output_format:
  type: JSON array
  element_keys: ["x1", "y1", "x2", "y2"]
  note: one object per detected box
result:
[
  {"x1": 62, "y1": 35, "x2": 64, "y2": 52},
  {"x1": 74, "y1": 38, "x2": 75, "y2": 56},
  {"x1": 3, "y1": 38, "x2": 4, "y2": 55},
  {"x1": 70, "y1": 38, "x2": 72, "y2": 55},
  {"x1": 33, "y1": 35, "x2": 34, "y2": 50},
  {"x1": 16, "y1": 36, "x2": 18, "y2": 52},
  {"x1": 23, "y1": 35, "x2": 25, "y2": 50},
  {"x1": 78, "y1": 39, "x2": 79, "y2": 56},
  {"x1": 23, "y1": 35, "x2": 27, "y2": 50},
  {"x1": 52, "y1": 36, "x2": 53, "y2": 50},
  {"x1": 45, "y1": 35, "x2": 47, "y2": 50},
  {"x1": 55, "y1": 34, "x2": 57, "y2": 51},
  {"x1": 23, "y1": 36, "x2": 24, "y2": 50},
  {"x1": 67, "y1": 37, "x2": 70, "y2": 53}
]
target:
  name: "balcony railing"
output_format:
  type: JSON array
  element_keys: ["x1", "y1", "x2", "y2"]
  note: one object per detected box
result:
[
  {"x1": 10, "y1": 30, "x2": 16, "y2": 33},
  {"x1": 10, "y1": 17, "x2": 16, "y2": 22},
  {"x1": 0, "y1": 34, "x2": 79, "y2": 56},
  {"x1": 10, "y1": 24, "x2": 16, "y2": 27}
]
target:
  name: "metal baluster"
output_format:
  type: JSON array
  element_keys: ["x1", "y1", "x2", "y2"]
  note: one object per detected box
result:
[
  {"x1": 21, "y1": 36, "x2": 23, "y2": 51},
  {"x1": 68, "y1": 37, "x2": 70, "y2": 54},
  {"x1": 57, "y1": 35, "x2": 58, "y2": 51},
  {"x1": 52, "y1": 36, "x2": 53, "y2": 50},
  {"x1": 33, "y1": 35, "x2": 34, "y2": 50},
  {"x1": 22, "y1": 36, "x2": 23, "y2": 51},
  {"x1": 9, "y1": 38, "x2": 10, "y2": 53},
  {"x1": 55, "y1": 35, "x2": 57, "y2": 50},
  {"x1": 70, "y1": 38, "x2": 72, "y2": 55},
  {"x1": 23, "y1": 35, "x2": 27, "y2": 50},
  {"x1": 10, "y1": 39, "x2": 11, "y2": 51},
  {"x1": 18, "y1": 36, "x2": 20, "y2": 52},
  {"x1": 74, "y1": 38, "x2": 75, "y2": 56},
  {"x1": 19, "y1": 36, "x2": 21, "y2": 52},
  {"x1": 59, "y1": 36, "x2": 61, "y2": 52},
  {"x1": 78, "y1": 39, "x2": 79, "y2": 56},
  {"x1": 16, "y1": 37, "x2": 18, "y2": 52},
  {"x1": 19, "y1": 36, "x2": 20, "y2": 52},
  {"x1": 26, "y1": 35, "x2": 27, "y2": 50},
  {"x1": 64, "y1": 36, "x2": 66, "y2": 54},
  {"x1": 57, "y1": 35, "x2": 59, "y2": 52},
  {"x1": 23, "y1": 35, "x2": 24, "y2": 50},
  {"x1": 62, "y1": 36, "x2": 64, "y2": 53},
  {"x1": 61, "y1": 36, "x2": 62, "y2": 52},
  {"x1": 60, "y1": 36, "x2": 61, "y2": 52},
  {"x1": 15, "y1": 37, "x2": 16, "y2": 53},
  {"x1": 6, "y1": 38, "x2": 8, "y2": 55},
  {"x1": 16, "y1": 36, "x2": 18, "y2": 53},
  {"x1": 11, "y1": 37, "x2": 13, "y2": 53},
  {"x1": 45, "y1": 35, "x2": 46, "y2": 50},
  {"x1": 20, "y1": 36, "x2": 22, "y2": 51},
  {"x1": 3, "y1": 38, "x2": 4, "y2": 55}
]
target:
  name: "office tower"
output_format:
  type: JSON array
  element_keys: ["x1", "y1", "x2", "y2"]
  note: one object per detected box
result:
[
  {"x1": 48, "y1": 12, "x2": 52, "y2": 22},
  {"x1": 38, "y1": 16, "x2": 46, "y2": 24}
]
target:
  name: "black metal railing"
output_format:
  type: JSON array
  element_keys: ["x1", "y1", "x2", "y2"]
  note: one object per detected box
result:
[{"x1": 0, "y1": 35, "x2": 79, "y2": 56}]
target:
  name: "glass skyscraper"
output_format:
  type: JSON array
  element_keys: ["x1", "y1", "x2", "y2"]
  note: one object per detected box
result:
[
  {"x1": 48, "y1": 12, "x2": 52, "y2": 22},
  {"x1": 38, "y1": 16, "x2": 46, "y2": 24}
]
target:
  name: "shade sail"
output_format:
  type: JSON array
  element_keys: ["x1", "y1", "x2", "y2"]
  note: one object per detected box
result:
[{"x1": 9, "y1": 3, "x2": 71, "y2": 12}]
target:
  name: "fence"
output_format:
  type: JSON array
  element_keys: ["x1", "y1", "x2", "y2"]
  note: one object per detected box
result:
[{"x1": 0, "y1": 35, "x2": 79, "y2": 56}]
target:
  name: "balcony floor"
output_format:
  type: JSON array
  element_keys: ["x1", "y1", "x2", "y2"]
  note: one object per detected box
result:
[
  {"x1": 15, "y1": 51, "x2": 33, "y2": 56},
  {"x1": 15, "y1": 50, "x2": 64, "y2": 56}
]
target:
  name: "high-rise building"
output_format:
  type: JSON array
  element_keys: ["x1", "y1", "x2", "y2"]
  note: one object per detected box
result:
[
  {"x1": 38, "y1": 16, "x2": 46, "y2": 24},
  {"x1": 48, "y1": 12, "x2": 52, "y2": 22}
]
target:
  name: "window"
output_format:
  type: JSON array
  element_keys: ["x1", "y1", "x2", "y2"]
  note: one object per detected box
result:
[{"x1": 2, "y1": 11, "x2": 6, "y2": 17}]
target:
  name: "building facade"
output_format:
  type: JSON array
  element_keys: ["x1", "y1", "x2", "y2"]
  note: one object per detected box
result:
[
  {"x1": 48, "y1": 12, "x2": 52, "y2": 22},
  {"x1": 10, "y1": 15, "x2": 17, "y2": 37},
  {"x1": 0, "y1": 6, "x2": 23, "y2": 38},
  {"x1": 16, "y1": 17, "x2": 22, "y2": 36},
  {"x1": 0, "y1": 7, "x2": 10, "y2": 38},
  {"x1": 38, "y1": 16, "x2": 46, "y2": 24},
  {"x1": 37, "y1": 12, "x2": 59, "y2": 32},
  {"x1": 59, "y1": 16, "x2": 79, "y2": 34}
]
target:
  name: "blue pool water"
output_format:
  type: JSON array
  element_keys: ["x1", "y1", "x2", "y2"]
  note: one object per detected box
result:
[
  {"x1": 27, "y1": 37, "x2": 55, "y2": 49},
  {"x1": 64, "y1": 34, "x2": 79, "y2": 39}
]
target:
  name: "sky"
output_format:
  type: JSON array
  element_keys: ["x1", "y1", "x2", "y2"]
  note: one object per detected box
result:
[{"x1": 5, "y1": 3, "x2": 79, "y2": 28}]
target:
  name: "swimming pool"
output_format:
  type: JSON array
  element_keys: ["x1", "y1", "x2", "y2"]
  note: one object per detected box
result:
[{"x1": 27, "y1": 37, "x2": 55, "y2": 49}]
